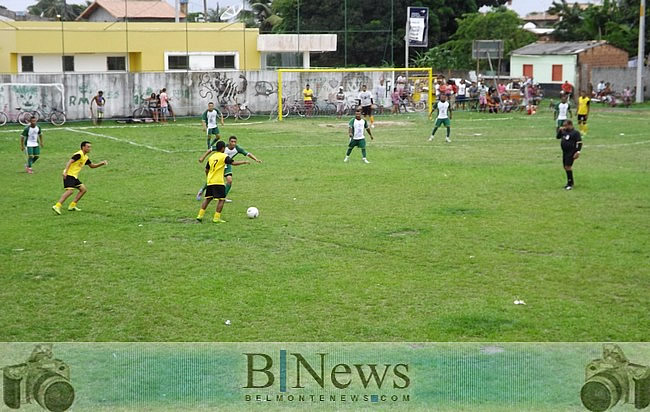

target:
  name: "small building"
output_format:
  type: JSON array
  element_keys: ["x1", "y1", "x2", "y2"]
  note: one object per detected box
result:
[
  {"x1": 510, "y1": 41, "x2": 629, "y2": 97},
  {"x1": 77, "y1": 0, "x2": 185, "y2": 22}
]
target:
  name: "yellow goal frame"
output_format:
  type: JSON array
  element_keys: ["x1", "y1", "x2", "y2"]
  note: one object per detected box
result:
[{"x1": 277, "y1": 67, "x2": 433, "y2": 121}]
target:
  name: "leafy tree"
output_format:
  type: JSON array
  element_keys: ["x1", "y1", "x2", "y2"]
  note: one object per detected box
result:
[
  {"x1": 271, "y1": 0, "x2": 509, "y2": 67},
  {"x1": 415, "y1": 8, "x2": 536, "y2": 69},
  {"x1": 239, "y1": 1, "x2": 282, "y2": 32},
  {"x1": 549, "y1": 0, "x2": 649, "y2": 55},
  {"x1": 28, "y1": 0, "x2": 87, "y2": 20}
]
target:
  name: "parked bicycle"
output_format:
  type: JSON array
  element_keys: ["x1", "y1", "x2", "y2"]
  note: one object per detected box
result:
[
  {"x1": 0, "y1": 104, "x2": 33, "y2": 126},
  {"x1": 29, "y1": 105, "x2": 67, "y2": 126},
  {"x1": 220, "y1": 99, "x2": 252, "y2": 121},
  {"x1": 269, "y1": 97, "x2": 290, "y2": 120},
  {"x1": 132, "y1": 101, "x2": 153, "y2": 120}
]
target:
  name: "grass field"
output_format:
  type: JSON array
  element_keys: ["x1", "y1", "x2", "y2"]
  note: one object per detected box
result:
[{"x1": 1, "y1": 103, "x2": 648, "y2": 342}]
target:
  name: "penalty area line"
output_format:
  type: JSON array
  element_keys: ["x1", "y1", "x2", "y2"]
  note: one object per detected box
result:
[{"x1": 65, "y1": 127, "x2": 173, "y2": 153}]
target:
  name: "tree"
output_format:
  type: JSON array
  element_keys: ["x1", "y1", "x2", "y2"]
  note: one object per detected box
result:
[
  {"x1": 271, "y1": 0, "x2": 510, "y2": 67},
  {"x1": 28, "y1": 0, "x2": 87, "y2": 20},
  {"x1": 239, "y1": 1, "x2": 282, "y2": 32},
  {"x1": 549, "y1": 0, "x2": 649, "y2": 55},
  {"x1": 415, "y1": 8, "x2": 536, "y2": 70}
]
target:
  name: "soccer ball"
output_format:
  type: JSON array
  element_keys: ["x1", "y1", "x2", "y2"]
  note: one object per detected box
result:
[{"x1": 246, "y1": 207, "x2": 259, "y2": 219}]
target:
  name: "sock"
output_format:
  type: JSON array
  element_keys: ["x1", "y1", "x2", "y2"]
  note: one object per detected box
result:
[
  {"x1": 197, "y1": 208, "x2": 206, "y2": 219},
  {"x1": 206, "y1": 137, "x2": 211, "y2": 148},
  {"x1": 27, "y1": 157, "x2": 33, "y2": 167},
  {"x1": 346, "y1": 148, "x2": 353, "y2": 156},
  {"x1": 32, "y1": 156, "x2": 39, "y2": 164},
  {"x1": 55, "y1": 202, "x2": 62, "y2": 208},
  {"x1": 213, "y1": 212, "x2": 221, "y2": 221},
  {"x1": 225, "y1": 183, "x2": 231, "y2": 195},
  {"x1": 361, "y1": 148, "x2": 367, "y2": 158},
  {"x1": 583, "y1": 124, "x2": 588, "y2": 134},
  {"x1": 431, "y1": 127, "x2": 438, "y2": 136},
  {"x1": 566, "y1": 170, "x2": 574, "y2": 186},
  {"x1": 69, "y1": 202, "x2": 77, "y2": 208},
  {"x1": 370, "y1": 115, "x2": 374, "y2": 124},
  {"x1": 446, "y1": 127, "x2": 450, "y2": 138}
]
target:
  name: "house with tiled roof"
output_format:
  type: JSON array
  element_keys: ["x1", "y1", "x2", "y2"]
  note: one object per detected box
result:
[{"x1": 77, "y1": 0, "x2": 186, "y2": 22}]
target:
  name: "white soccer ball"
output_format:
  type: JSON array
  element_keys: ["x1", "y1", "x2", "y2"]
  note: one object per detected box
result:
[{"x1": 246, "y1": 207, "x2": 259, "y2": 219}]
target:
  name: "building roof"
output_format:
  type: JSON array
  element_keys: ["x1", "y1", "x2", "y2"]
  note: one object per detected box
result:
[
  {"x1": 77, "y1": 0, "x2": 186, "y2": 20},
  {"x1": 511, "y1": 41, "x2": 608, "y2": 55},
  {"x1": 523, "y1": 12, "x2": 560, "y2": 22}
]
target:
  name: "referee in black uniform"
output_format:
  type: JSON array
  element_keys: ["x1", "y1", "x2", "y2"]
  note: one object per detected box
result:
[{"x1": 556, "y1": 120, "x2": 583, "y2": 190}]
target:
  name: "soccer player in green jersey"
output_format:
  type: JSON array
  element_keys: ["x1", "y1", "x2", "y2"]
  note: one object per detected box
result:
[
  {"x1": 20, "y1": 116, "x2": 43, "y2": 174},
  {"x1": 554, "y1": 95, "x2": 572, "y2": 132},
  {"x1": 196, "y1": 135, "x2": 261, "y2": 201},
  {"x1": 428, "y1": 94, "x2": 452, "y2": 143},
  {"x1": 201, "y1": 102, "x2": 225, "y2": 148},
  {"x1": 344, "y1": 109, "x2": 374, "y2": 164}
]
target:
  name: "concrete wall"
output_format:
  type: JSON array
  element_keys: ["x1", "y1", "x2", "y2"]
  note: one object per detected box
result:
[
  {"x1": 510, "y1": 54, "x2": 577, "y2": 85},
  {"x1": 0, "y1": 70, "x2": 400, "y2": 120},
  {"x1": 591, "y1": 67, "x2": 650, "y2": 98}
]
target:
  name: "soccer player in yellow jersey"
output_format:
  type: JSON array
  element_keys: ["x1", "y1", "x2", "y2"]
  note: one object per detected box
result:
[
  {"x1": 52, "y1": 141, "x2": 108, "y2": 215},
  {"x1": 196, "y1": 140, "x2": 248, "y2": 223},
  {"x1": 577, "y1": 90, "x2": 591, "y2": 136}
]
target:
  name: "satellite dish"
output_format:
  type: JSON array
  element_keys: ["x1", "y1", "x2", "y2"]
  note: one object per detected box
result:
[{"x1": 220, "y1": 5, "x2": 242, "y2": 21}]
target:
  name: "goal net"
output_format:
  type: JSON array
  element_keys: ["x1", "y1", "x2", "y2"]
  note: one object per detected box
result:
[
  {"x1": 0, "y1": 83, "x2": 66, "y2": 114},
  {"x1": 274, "y1": 68, "x2": 433, "y2": 120}
]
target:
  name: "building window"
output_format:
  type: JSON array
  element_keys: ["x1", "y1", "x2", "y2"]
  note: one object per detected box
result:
[
  {"x1": 63, "y1": 56, "x2": 74, "y2": 72},
  {"x1": 168, "y1": 55, "x2": 189, "y2": 70},
  {"x1": 262, "y1": 52, "x2": 304, "y2": 69},
  {"x1": 523, "y1": 64, "x2": 533, "y2": 78},
  {"x1": 214, "y1": 55, "x2": 235, "y2": 69},
  {"x1": 21, "y1": 56, "x2": 34, "y2": 72},
  {"x1": 107, "y1": 56, "x2": 126, "y2": 71},
  {"x1": 552, "y1": 64, "x2": 563, "y2": 82}
]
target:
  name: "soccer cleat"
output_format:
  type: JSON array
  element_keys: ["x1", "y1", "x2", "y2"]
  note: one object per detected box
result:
[
  {"x1": 343, "y1": 156, "x2": 349, "y2": 163},
  {"x1": 445, "y1": 137, "x2": 452, "y2": 143},
  {"x1": 428, "y1": 136, "x2": 434, "y2": 141},
  {"x1": 362, "y1": 158, "x2": 370, "y2": 164},
  {"x1": 565, "y1": 185, "x2": 573, "y2": 190},
  {"x1": 212, "y1": 218, "x2": 227, "y2": 223},
  {"x1": 196, "y1": 216, "x2": 203, "y2": 222},
  {"x1": 52, "y1": 205, "x2": 61, "y2": 215},
  {"x1": 225, "y1": 198, "x2": 233, "y2": 203},
  {"x1": 371, "y1": 124, "x2": 375, "y2": 128},
  {"x1": 27, "y1": 167, "x2": 33, "y2": 174},
  {"x1": 68, "y1": 206, "x2": 82, "y2": 212},
  {"x1": 196, "y1": 190, "x2": 203, "y2": 201}
]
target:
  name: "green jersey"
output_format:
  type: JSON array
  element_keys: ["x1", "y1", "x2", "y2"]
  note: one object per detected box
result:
[
  {"x1": 202, "y1": 109, "x2": 219, "y2": 129},
  {"x1": 224, "y1": 144, "x2": 248, "y2": 159},
  {"x1": 22, "y1": 125, "x2": 42, "y2": 147}
]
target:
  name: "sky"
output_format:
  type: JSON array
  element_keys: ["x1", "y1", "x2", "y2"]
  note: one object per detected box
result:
[{"x1": 1, "y1": 0, "x2": 600, "y2": 16}]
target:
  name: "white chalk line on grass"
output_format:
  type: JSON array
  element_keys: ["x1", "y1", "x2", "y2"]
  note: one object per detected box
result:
[{"x1": 65, "y1": 127, "x2": 173, "y2": 153}]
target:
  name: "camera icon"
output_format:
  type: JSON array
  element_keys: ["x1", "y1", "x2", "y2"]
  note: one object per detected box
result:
[
  {"x1": 581, "y1": 344, "x2": 650, "y2": 411},
  {"x1": 2, "y1": 344, "x2": 74, "y2": 412}
]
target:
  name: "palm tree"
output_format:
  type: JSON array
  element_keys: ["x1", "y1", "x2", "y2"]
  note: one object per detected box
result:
[
  {"x1": 240, "y1": 0, "x2": 282, "y2": 32},
  {"x1": 28, "y1": 0, "x2": 88, "y2": 20}
]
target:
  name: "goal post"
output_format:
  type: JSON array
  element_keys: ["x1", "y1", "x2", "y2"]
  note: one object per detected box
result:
[{"x1": 276, "y1": 67, "x2": 433, "y2": 121}]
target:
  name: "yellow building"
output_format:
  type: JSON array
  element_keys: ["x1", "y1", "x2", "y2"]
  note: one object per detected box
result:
[{"x1": 0, "y1": 21, "x2": 336, "y2": 74}]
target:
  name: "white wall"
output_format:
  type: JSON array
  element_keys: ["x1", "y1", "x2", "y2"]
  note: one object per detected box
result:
[
  {"x1": 510, "y1": 54, "x2": 577, "y2": 84},
  {"x1": 88, "y1": 8, "x2": 117, "y2": 22},
  {"x1": 19, "y1": 54, "x2": 127, "y2": 73}
]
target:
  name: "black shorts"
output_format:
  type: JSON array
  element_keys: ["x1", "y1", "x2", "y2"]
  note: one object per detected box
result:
[
  {"x1": 63, "y1": 176, "x2": 82, "y2": 189},
  {"x1": 563, "y1": 151, "x2": 577, "y2": 167},
  {"x1": 361, "y1": 105, "x2": 372, "y2": 116},
  {"x1": 205, "y1": 184, "x2": 226, "y2": 199},
  {"x1": 577, "y1": 114, "x2": 588, "y2": 122}
]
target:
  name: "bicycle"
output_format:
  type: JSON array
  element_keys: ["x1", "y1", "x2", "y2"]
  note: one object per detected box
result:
[
  {"x1": 132, "y1": 101, "x2": 153, "y2": 119},
  {"x1": 269, "y1": 97, "x2": 290, "y2": 120},
  {"x1": 0, "y1": 104, "x2": 33, "y2": 126},
  {"x1": 220, "y1": 100, "x2": 253, "y2": 121},
  {"x1": 29, "y1": 105, "x2": 67, "y2": 126}
]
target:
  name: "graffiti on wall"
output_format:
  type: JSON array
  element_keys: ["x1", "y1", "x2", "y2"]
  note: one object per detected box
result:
[
  {"x1": 11, "y1": 85, "x2": 38, "y2": 109},
  {"x1": 198, "y1": 72, "x2": 247, "y2": 104}
]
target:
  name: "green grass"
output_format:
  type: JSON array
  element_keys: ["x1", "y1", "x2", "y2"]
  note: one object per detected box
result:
[{"x1": 1, "y1": 103, "x2": 648, "y2": 342}]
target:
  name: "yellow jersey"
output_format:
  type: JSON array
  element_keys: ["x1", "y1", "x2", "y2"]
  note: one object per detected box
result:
[
  {"x1": 205, "y1": 152, "x2": 233, "y2": 185},
  {"x1": 303, "y1": 88, "x2": 313, "y2": 102},
  {"x1": 65, "y1": 150, "x2": 90, "y2": 178},
  {"x1": 578, "y1": 96, "x2": 590, "y2": 115}
]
